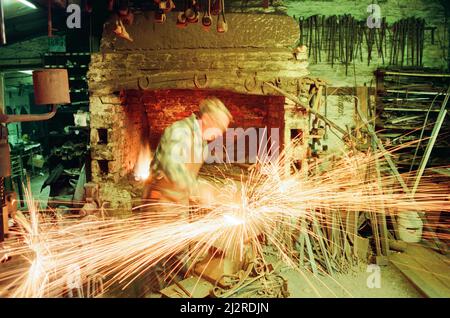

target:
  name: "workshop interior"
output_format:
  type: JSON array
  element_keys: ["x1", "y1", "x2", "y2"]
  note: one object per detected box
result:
[{"x1": 0, "y1": 0, "x2": 449, "y2": 299}]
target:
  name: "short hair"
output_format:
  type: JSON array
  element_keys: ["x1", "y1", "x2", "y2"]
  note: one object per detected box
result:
[{"x1": 199, "y1": 97, "x2": 232, "y2": 129}]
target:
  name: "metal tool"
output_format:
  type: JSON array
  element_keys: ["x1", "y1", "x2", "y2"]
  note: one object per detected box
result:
[{"x1": 202, "y1": 0, "x2": 212, "y2": 30}]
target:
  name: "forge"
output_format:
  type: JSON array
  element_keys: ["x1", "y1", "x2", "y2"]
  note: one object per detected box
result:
[{"x1": 87, "y1": 12, "x2": 310, "y2": 212}]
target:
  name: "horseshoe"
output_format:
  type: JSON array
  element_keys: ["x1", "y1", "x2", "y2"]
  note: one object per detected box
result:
[
  {"x1": 274, "y1": 77, "x2": 282, "y2": 87},
  {"x1": 138, "y1": 76, "x2": 151, "y2": 90},
  {"x1": 194, "y1": 73, "x2": 209, "y2": 88},
  {"x1": 244, "y1": 74, "x2": 258, "y2": 92},
  {"x1": 262, "y1": 77, "x2": 282, "y2": 95}
]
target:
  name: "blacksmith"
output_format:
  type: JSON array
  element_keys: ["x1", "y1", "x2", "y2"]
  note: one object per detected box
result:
[{"x1": 142, "y1": 97, "x2": 232, "y2": 212}]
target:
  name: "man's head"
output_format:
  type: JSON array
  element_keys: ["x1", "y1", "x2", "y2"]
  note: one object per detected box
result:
[{"x1": 199, "y1": 97, "x2": 232, "y2": 141}]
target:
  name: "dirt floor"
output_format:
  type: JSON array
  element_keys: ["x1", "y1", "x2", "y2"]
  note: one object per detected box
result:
[{"x1": 281, "y1": 262, "x2": 422, "y2": 298}]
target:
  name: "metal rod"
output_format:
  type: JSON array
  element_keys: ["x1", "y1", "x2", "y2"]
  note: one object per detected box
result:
[
  {"x1": 0, "y1": 0, "x2": 6, "y2": 45},
  {"x1": 48, "y1": 0, "x2": 52, "y2": 37},
  {"x1": 357, "y1": 103, "x2": 446, "y2": 254},
  {"x1": 382, "y1": 71, "x2": 450, "y2": 78},
  {"x1": 373, "y1": 139, "x2": 390, "y2": 256},
  {"x1": 409, "y1": 87, "x2": 449, "y2": 172},
  {"x1": 262, "y1": 82, "x2": 356, "y2": 142},
  {"x1": 1, "y1": 104, "x2": 58, "y2": 123},
  {"x1": 411, "y1": 106, "x2": 448, "y2": 197},
  {"x1": 386, "y1": 90, "x2": 448, "y2": 96},
  {"x1": 356, "y1": 105, "x2": 410, "y2": 194}
]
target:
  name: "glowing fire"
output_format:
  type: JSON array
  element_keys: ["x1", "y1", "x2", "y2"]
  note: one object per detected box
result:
[{"x1": 134, "y1": 143, "x2": 151, "y2": 181}]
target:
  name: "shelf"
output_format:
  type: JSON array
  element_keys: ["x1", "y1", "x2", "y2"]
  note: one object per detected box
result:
[
  {"x1": 381, "y1": 107, "x2": 442, "y2": 112},
  {"x1": 44, "y1": 52, "x2": 90, "y2": 56},
  {"x1": 386, "y1": 89, "x2": 447, "y2": 96},
  {"x1": 44, "y1": 65, "x2": 88, "y2": 69},
  {"x1": 380, "y1": 143, "x2": 448, "y2": 149},
  {"x1": 376, "y1": 124, "x2": 433, "y2": 130}
]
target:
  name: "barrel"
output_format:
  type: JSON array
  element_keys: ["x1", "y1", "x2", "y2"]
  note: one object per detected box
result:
[{"x1": 33, "y1": 69, "x2": 71, "y2": 105}]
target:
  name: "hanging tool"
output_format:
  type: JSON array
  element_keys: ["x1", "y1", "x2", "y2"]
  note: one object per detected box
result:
[
  {"x1": 217, "y1": 0, "x2": 227, "y2": 33},
  {"x1": 202, "y1": 0, "x2": 212, "y2": 30},
  {"x1": 48, "y1": 0, "x2": 53, "y2": 37},
  {"x1": 185, "y1": 0, "x2": 199, "y2": 24},
  {"x1": 211, "y1": 0, "x2": 221, "y2": 15},
  {"x1": 154, "y1": 0, "x2": 166, "y2": 23},
  {"x1": 108, "y1": 0, "x2": 115, "y2": 11},
  {"x1": 113, "y1": 18, "x2": 133, "y2": 41},
  {"x1": 0, "y1": 0, "x2": 6, "y2": 45},
  {"x1": 176, "y1": 0, "x2": 188, "y2": 28},
  {"x1": 119, "y1": 1, "x2": 134, "y2": 25}
]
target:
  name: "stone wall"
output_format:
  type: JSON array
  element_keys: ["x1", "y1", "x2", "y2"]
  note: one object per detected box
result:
[
  {"x1": 88, "y1": 11, "x2": 309, "y2": 97},
  {"x1": 286, "y1": 0, "x2": 448, "y2": 86},
  {"x1": 284, "y1": 0, "x2": 448, "y2": 156},
  {"x1": 88, "y1": 10, "x2": 311, "y2": 209},
  {"x1": 0, "y1": 36, "x2": 48, "y2": 61}
]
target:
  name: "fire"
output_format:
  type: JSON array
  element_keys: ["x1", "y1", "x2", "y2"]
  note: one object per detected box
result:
[{"x1": 134, "y1": 143, "x2": 151, "y2": 181}]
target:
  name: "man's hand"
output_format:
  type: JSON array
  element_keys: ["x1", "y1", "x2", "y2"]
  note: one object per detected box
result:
[{"x1": 191, "y1": 180, "x2": 217, "y2": 206}]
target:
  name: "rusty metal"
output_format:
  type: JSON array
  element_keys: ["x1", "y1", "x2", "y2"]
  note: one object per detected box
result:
[
  {"x1": 216, "y1": 0, "x2": 227, "y2": 33},
  {"x1": 1, "y1": 68, "x2": 66, "y2": 122},
  {"x1": 202, "y1": 0, "x2": 212, "y2": 29},
  {"x1": 1, "y1": 104, "x2": 58, "y2": 124},
  {"x1": 194, "y1": 73, "x2": 209, "y2": 89},
  {"x1": 211, "y1": 258, "x2": 288, "y2": 298},
  {"x1": 48, "y1": 0, "x2": 53, "y2": 37},
  {"x1": 33, "y1": 69, "x2": 71, "y2": 105}
]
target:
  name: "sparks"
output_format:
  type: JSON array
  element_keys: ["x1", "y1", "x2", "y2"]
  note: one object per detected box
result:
[{"x1": 0, "y1": 141, "x2": 448, "y2": 298}]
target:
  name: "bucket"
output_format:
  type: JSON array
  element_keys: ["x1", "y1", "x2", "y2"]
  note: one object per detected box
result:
[
  {"x1": 33, "y1": 69, "x2": 70, "y2": 105},
  {"x1": 397, "y1": 212, "x2": 423, "y2": 243}
]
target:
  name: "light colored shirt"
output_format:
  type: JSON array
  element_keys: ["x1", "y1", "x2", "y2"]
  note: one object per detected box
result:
[{"x1": 151, "y1": 114, "x2": 207, "y2": 196}]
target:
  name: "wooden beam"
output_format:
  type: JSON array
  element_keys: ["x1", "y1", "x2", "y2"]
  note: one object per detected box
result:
[
  {"x1": 100, "y1": 13, "x2": 299, "y2": 52},
  {"x1": 88, "y1": 49, "x2": 309, "y2": 96}
]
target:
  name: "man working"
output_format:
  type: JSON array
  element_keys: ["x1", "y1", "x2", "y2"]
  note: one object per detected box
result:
[{"x1": 142, "y1": 97, "x2": 232, "y2": 211}]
